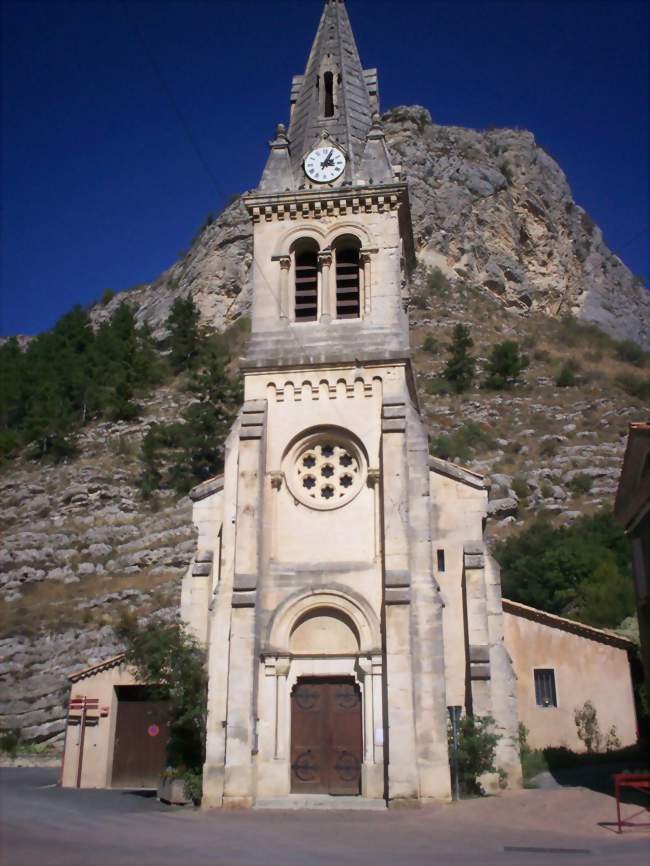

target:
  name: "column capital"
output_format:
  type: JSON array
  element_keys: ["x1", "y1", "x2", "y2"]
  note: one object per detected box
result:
[{"x1": 318, "y1": 249, "x2": 333, "y2": 267}]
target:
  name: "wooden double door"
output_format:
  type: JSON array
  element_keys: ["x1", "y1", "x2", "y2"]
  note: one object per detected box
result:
[
  {"x1": 111, "y1": 686, "x2": 170, "y2": 788},
  {"x1": 290, "y1": 677, "x2": 362, "y2": 795}
]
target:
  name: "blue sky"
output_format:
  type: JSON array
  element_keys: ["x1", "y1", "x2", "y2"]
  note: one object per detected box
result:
[{"x1": 1, "y1": 0, "x2": 648, "y2": 336}]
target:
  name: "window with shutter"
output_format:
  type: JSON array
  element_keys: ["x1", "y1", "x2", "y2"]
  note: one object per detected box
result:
[
  {"x1": 334, "y1": 244, "x2": 360, "y2": 319},
  {"x1": 294, "y1": 247, "x2": 319, "y2": 322}
]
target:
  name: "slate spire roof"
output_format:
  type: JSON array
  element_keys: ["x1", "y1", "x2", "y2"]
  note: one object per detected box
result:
[
  {"x1": 288, "y1": 0, "x2": 376, "y2": 181},
  {"x1": 259, "y1": 0, "x2": 389, "y2": 192}
]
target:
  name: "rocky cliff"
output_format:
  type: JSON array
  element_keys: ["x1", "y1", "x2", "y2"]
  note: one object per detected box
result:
[{"x1": 93, "y1": 106, "x2": 648, "y2": 348}]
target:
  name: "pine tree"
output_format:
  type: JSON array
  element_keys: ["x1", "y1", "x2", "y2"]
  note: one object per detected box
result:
[
  {"x1": 443, "y1": 324, "x2": 475, "y2": 393},
  {"x1": 167, "y1": 297, "x2": 201, "y2": 372},
  {"x1": 483, "y1": 340, "x2": 529, "y2": 389}
]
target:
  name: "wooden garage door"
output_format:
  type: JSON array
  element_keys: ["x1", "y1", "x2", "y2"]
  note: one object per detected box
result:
[
  {"x1": 111, "y1": 687, "x2": 170, "y2": 788},
  {"x1": 290, "y1": 678, "x2": 362, "y2": 795}
]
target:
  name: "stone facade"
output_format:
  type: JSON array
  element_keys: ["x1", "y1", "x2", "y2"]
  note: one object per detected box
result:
[{"x1": 181, "y1": 0, "x2": 520, "y2": 807}]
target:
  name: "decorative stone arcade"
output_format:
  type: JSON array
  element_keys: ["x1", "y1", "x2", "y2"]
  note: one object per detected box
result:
[{"x1": 180, "y1": 0, "x2": 522, "y2": 808}]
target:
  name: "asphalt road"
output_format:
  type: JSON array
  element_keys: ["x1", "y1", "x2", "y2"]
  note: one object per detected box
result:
[{"x1": 1, "y1": 768, "x2": 648, "y2": 866}]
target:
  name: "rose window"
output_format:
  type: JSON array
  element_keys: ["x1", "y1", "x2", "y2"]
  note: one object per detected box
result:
[{"x1": 287, "y1": 434, "x2": 366, "y2": 510}]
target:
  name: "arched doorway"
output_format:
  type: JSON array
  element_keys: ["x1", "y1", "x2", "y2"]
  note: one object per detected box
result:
[
  {"x1": 289, "y1": 608, "x2": 363, "y2": 795},
  {"x1": 259, "y1": 588, "x2": 384, "y2": 800}
]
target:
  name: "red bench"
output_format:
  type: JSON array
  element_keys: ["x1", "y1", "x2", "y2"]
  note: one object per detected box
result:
[{"x1": 614, "y1": 772, "x2": 650, "y2": 833}]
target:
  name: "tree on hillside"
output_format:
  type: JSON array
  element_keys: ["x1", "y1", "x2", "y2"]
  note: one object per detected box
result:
[
  {"x1": 167, "y1": 297, "x2": 202, "y2": 373},
  {"x1": 496, "y1": 510, "x2": 635, "y2": 628},
  {"x1": 443, "y1": 324, "x2": 476, "y2": 393},
  {"x1": 139, "y1": 335, "x2": 243, "y2": 496},
  {"x1": 483, "y1": 340, "x2": 528, "y2": 389},
  {"x1": 0, "y1": 302, "x2": 168, "y2": 461}
]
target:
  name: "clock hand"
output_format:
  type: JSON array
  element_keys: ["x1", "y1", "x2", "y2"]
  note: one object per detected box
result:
[{"x1": 320, "y1": 149, "x2": 334, "y2": 168}]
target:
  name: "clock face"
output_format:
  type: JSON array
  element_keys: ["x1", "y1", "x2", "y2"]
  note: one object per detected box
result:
[{"x1": 304, "y1": 146, "x2": 346, "y2": 183}]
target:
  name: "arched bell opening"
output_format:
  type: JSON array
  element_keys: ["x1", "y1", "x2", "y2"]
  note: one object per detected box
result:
[
  {"x1": 332, "y1": 235, "x2": 361, "y2": 319},
  {"x1": 292, "y1": 238, "x2": 320, "y2": 322}
]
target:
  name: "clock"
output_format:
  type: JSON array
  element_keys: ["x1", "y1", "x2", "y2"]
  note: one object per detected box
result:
[{"x1": 304, "y1": 146, "x2": 346, "y2": 183}]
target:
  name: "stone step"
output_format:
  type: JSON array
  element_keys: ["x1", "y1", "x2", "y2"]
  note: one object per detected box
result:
[{"x1": 254, "y1": 795, "x2": 386, "y2": 811}]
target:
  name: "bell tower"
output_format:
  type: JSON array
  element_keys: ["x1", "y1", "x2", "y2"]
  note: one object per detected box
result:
[{"x1": 194, "y1": 0, "x2": 521, "y2": 809}]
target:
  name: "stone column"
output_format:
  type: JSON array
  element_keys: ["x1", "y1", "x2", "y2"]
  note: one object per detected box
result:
[
  {"x1": 380, "y1": 399, "x2": 419, "y2": 802},
  {"x1": 484, "y1": 553, "x2": 522, "y2": 789},
  {"x1": 256, "y1": 656, "x2": 291, "y2": 798},
  {"x1": 278, "y1": 255, "x2": 291, "y2": 322},
  {"x1": 462, "y1": 543, "x2": 523, "y2": 793},
  {"x1": 406, "y1": 405, "x2": 451, "y2": 801},
  {"x1": 318, "y1": 248, "x2": 333, "y2": 323},
  {"x1": 202, "y1": 426, "x2": 240, "y2": 808},
  {"x1": 222, "y1": 400, "x2": 267, "y2": 808},
  {"x1": 360, "y1": 248, "x2": 372, "y2": 316},
  {"x1": 462, "y1": 543, "x2": 492, "y2": 717}
]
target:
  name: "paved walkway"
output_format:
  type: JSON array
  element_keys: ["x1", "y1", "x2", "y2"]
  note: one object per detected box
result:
[{"x1": 1, "y1": 769, "x2": 648, "y2": 866}]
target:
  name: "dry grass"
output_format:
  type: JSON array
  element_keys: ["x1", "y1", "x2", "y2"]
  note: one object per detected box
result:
[{"x1": 0, "y1": 569, "x2": 179, "y2": 640}]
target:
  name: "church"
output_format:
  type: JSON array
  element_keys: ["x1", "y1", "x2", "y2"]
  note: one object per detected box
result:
[
  {"x1": 182, "y1": 0, "x2": 522, "y2": 806},
  {"x1": 61, "y1": 0, "x2": 638, "y2": 805}
]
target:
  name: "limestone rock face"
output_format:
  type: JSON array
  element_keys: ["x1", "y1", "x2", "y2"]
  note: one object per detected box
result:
[
  {"x1": 384, "y1": 106, "x2": 648, "y2": 347},
  {"x1": 91, "y1": 198, "x2": 253, "y2": 339},
  {"x1": 92, "y1": 106, "x2": 647, "y2": 348}
]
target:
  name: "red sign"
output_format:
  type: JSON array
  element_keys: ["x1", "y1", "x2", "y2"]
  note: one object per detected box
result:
[{"x1": 147, "y1": 724, "x2": 160, "y2": 737}]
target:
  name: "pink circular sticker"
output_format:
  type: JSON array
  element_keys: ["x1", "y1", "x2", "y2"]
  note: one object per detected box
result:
[{"x1": 147, "y1": 724, "x2": 160, "y2": 737}]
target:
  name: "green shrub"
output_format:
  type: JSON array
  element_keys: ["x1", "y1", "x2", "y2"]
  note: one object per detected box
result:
[
  {"x1": 499, "y1": 159, "x2": 514, "y2": 184},
  {"x1": 443, "y1": 324, "x2": 476, "y2": 393},
  {"x1": 552, "y1": 316, "x2": 614, "y2": 352},
  {"x1": 483, "y1": 340, "x2": 529, "y2": 389},
  {"x1": 511, "y1": 477, "x2": 529, "y2": 499},
  {"x1": 430, "y1": 422, "x2": 495, "y2": 463},
  {"x1": 539, "y1": 439, "x2": 559, "y2": 458},
  {"x1": 421, "y1": 335, "x2": 439, "y2": 355},
  {"x1": 616, "y1": 373, "x2": 650, "y2": 401},
  {"x1": 574, "y1": 700, "x2": 601, "y2": 753},
  {"x1": 567, "y1": 473, "x2": 593, "y2": 495},
  {"x1": 100, "y1": 288, "x2": 115, "y2": 306},
  {"x1": 449, "y1": 714, "x2": 501, "y2": 794},
  {"x1": 425, "y1": 378, "x2": 450, "y2": 396},
  {"x1": 540, "y1": 480, "x2": 554, "y2": 499},
  {"x1": 411, "y1": 292, "x2": 430, "y2": 310},
  {"x1": 518, "y1": 722, "x2": 548, "y2": 786},
  {"x1": 615, "y1": 339, "x2": 646, "y2": 367},
  {"x1": 496, "y1": 509, "x2": 634, "y2": 628},
  {"x1": 0, "y1": 728, "x2": 21, "y2": 758},
  {"x1": 427, "y1": 267, "x2": 452, "y2": 297},
  {"x1": 556, "y1": 360, "x2": 579, "y2": 387}
]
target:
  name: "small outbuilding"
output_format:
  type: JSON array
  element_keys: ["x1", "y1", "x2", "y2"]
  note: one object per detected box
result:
[
  {"x1": 503, "y1": 599, "x2": 637, "y2": 751},
  {"x1": 61, "y1": 654, "x2": 169, "y2": 789}
]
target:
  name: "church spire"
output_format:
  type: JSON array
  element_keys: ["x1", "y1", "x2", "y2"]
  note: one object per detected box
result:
[
  {"x1": 259, "y1": 0, "x2": 385, "y2": 191},
  {"x1": 288, "y1": 0, "x2": 376, "y2": 183}
]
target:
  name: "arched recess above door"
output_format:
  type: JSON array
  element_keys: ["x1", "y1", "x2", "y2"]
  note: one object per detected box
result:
[{"x1": 265, "y1": 587, "x2": 381, "y2": 657}]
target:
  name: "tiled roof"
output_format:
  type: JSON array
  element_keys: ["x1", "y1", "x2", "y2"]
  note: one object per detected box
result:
[
  {"x1": 503, "y1": 599, "x2": 634, "y2": 650},
  {"x1": 68, "y1": 653, "x2": 127, "y2": 683}
]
